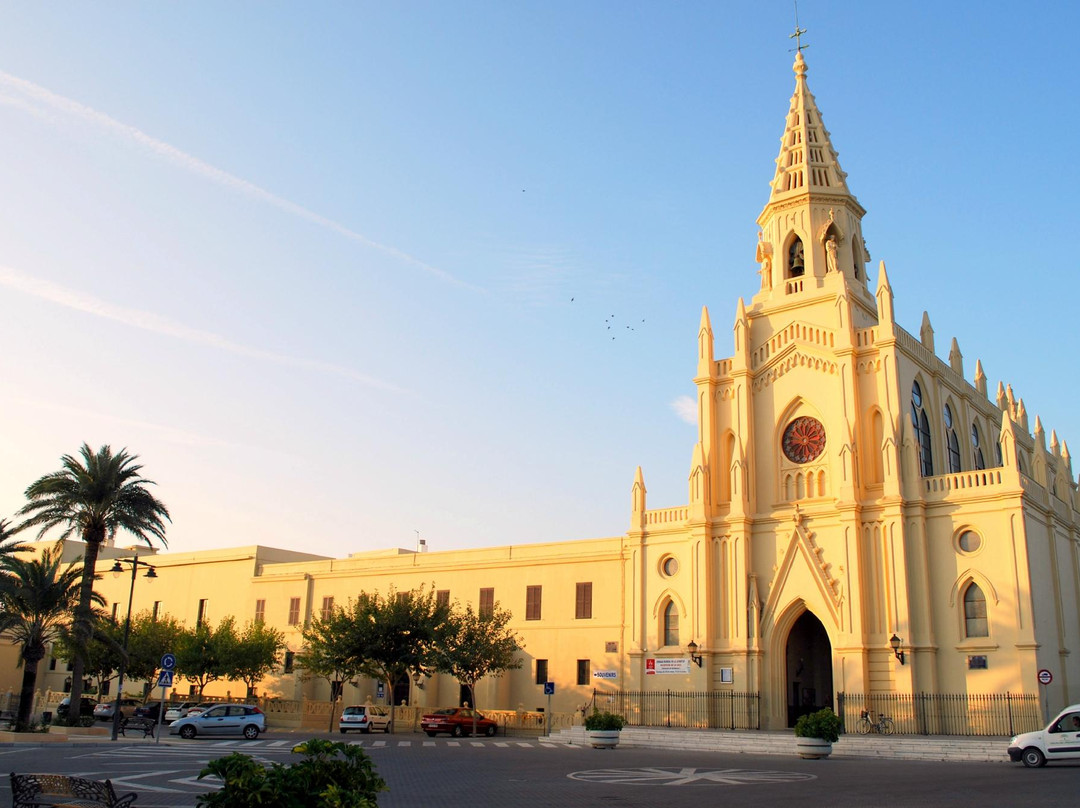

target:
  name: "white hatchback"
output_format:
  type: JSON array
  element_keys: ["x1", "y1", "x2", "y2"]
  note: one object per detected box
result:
[
  {"x1": 1008, "y1": 703, "x2": 1080, "y2": 767},
  {"x1": 339, "y1": 705, "x2": 392, "y2": 734}
]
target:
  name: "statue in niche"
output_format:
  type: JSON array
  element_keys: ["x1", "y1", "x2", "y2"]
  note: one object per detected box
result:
[
  {"x1": 756, "y1": 232, "x2": 773, "y2": 289},
  {"x1": 825, "y1": 235, "x2": 839, "y2": 273}
]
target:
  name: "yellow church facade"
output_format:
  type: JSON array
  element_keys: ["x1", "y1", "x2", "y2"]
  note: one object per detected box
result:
[{"x1": 17, "y1": 53, "x2": 1080, "y2": 731}]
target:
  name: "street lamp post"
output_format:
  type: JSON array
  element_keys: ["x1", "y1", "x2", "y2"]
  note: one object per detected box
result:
[{"x1": 109, "y1": 554, "x2": 157, "y2": 742}]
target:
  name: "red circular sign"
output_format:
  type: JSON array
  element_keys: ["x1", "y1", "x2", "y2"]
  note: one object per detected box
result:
[{"x1": 1038, "y1": 669, "x2": 1053, "y2": 685}]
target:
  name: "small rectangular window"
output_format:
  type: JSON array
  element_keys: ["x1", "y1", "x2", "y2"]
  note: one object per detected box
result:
[
  {"x1": 284, "y1": 651, "x2": 295, "y2": 674},
  {"x1": 288, "y1": 597, "x2": 301, "y2": 626},
  {"x1": 254, "y1": 599, "x2": 266, "y2": 623},
  {"x1": 575, "y1": 582, "x2": 593, "y2": 619},
  {"x1": 151, "y1": 601, "x2": 160, "y2": 622},
  {"x1": 526, "y1": 585, "x2": 542, "y2": 621},
  {"x1": 576, "y1": 659, "x2": 590, "y2": 686},
  {"x1": 320, "y1": 596, "x2": 335, "y2": 621},
  {"x1": 196, "y1": 599, "x2": 208, "y2": 627},
  {"x1": 479, "y1": 588, "x2": 494, "y2": 618},
  {"x1": 535, "y1": 659, "x2": 548, "y2": 685},
  {"x1": 111, "y1": 603, "x2": 119, "y2": 621},
  {"x1": 436, "y1": 590, "x2": 450, "y2": 608},
  {"x1": 48, "y1": 657, "x2": 57, "y2": 671}
]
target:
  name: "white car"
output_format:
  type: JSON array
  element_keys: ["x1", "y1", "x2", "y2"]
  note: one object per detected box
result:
[
  {"x1": 1008, "y1": 703, "x2": 1080, "y2": 767},
  {"x1": 164, "y1": 702, "x2": 199, "y2": 722},
  {"x1": 339, "y1": 705, "x2": 392, "y2": 734}
]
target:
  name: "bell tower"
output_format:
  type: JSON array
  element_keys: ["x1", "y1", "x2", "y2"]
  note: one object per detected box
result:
[{"x1": 754, "y1": 52, "x2": 872, "y2": 305}]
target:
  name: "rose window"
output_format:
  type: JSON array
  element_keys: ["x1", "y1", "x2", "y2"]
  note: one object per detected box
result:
[{"x1": 782, "y1": 417, "x2": 826, "y2": 464}]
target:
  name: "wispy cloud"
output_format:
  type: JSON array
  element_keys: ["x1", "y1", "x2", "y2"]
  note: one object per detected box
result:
[
  {"x1": 0, "y1": 70, "x2": 476, "y2": 290},
  {"x1": 0, "y1": 264, "x2": 404, "y2": 392},
  {"x1": 671, "y1": 395, "x2": 697, "y2": 425}
]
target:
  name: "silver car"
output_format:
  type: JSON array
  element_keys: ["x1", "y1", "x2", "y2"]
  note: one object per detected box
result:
[{"x1": 168, "y1": 703, "x2": 265, "y2": 739}]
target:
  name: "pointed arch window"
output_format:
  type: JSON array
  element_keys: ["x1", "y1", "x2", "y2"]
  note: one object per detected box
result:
[
  {"x1": 971, "y1": 423, "x2": 985, "y2": 470},
  {"x1": 911, "y1": 382, "x2": 933, "y2": 477},
  {"x1": 663, "y1": 601, "x2": 679, "y2": 647},
  {"x1": 944, "y1": 404, "x2": 961, "y2": 473},
  {"x1": 963, "y1": 583, "x2": 988, "y2": 638}
]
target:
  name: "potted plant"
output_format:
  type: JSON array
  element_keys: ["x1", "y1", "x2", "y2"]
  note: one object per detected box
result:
[
  {"x1": 793, "y1": 707, "x2": 842, "y2": 759},
  {"x1": 583, "y1": 709, "x2": 626, "y2": 749}
]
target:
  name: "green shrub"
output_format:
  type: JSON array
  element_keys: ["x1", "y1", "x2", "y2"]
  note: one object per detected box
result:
[
  {"x1": 583, "y1": 709, "x2": 626, "y2": 731},
  {"x1": 78, "y1": 716, "x2": 95, "y2": 728},
  {"x1": 793, "y1": 708, "x2": 842, "y2": 743},
  {"x1": 196, "y1": 738, "x2": 386, "y2": 808}
]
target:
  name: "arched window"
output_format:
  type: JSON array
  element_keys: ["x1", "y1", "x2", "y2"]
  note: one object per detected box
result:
[
  {"x1": 788, "y1": 236, "x2": 805, "y2": 278},
  {"x1": 971, "y1": 423, "x2": 985, "y2": 470},
  {"x1": 911, "y1": 382, "x2": 933, "y2": 476},
  {"x1": 963, "y1": 583, "x2": 988, "y2": 638},
  {"x1": 663, "y1": 601, "x2": 679, "y2": 647},
  {"x1": 944, "y1": 404, "x2": 961, "y2": 473}
]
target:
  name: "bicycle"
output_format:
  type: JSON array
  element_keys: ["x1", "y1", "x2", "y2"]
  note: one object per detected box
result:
[{"x1": 856, "y1": 709, "x2": 895, "y2": 735}]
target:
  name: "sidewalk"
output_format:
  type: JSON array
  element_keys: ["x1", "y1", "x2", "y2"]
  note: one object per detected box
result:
[{"x1": 548, "y1": 726, "x2": 1011, "y2": 763}]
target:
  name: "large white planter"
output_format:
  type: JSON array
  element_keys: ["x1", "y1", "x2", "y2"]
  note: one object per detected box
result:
[
  {"x1": 795, "y1": 737, "x2": 833, "y2": 759},
  {"x1": 587, "y1": 729, "x2": 622, "y2": 749}
]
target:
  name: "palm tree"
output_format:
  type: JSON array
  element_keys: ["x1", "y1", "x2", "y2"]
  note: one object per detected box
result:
[
  {"x1": 0, "y1": 517, "x2": 29, "y2": 561},
  {"x1": 0, "y1": 547, "x2": 101, "y2": 729},
  {"x1": 16, "y1": 444, "x2": 170, "y2": 724}
]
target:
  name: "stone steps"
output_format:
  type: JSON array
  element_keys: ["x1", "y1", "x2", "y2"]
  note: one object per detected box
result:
[{"x1": 548, "y1": 726, "x2": 1010, "y2": 763}]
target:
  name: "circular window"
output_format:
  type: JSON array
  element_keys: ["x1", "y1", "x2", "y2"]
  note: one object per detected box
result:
[
  {"x1": 661, "y1": 557, "x2": 679, "y2": 577},
  {"x1": 782, "y1": 416, "x2": 826, "y2": 464},
  {"x1": 958, "y1": 531, "x2": 982, "y2": 554}
]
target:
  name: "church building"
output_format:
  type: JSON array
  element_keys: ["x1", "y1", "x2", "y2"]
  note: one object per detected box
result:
[{"x1": 20, "y1": 51, "x2": 1080, "y2": 731}]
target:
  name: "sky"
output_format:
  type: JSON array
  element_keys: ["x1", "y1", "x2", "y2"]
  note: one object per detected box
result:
[{"x1": 1, "y1": 2, "x2": 1077, "y2": 559}]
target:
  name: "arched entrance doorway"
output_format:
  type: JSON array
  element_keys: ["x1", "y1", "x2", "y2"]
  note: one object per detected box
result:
[{"x1": 785, "y1": 611, "x2": 833, "y2": 727}]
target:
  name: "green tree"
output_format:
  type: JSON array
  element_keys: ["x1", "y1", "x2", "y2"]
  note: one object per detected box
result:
[
  {"x1": 125, "y1": 611, "x2": 186, "y2": 688},
  {"x1": 297, "y1": 606, "x2": 366, "y2": 731},
  {"x1": 435, "y1": 601, "x2": 523, "y2": 734},
  {"x1": 54, "y1": 615, "x2": 126, "y2": 696},
  {"x1": 16, "y1": 444, "x2": 170, "y2": 723},
  {"x1": 0, "y1": 547, "x2": 103, "y2": 730},
  {"x1": 351, "y1": 587, "x2": 449, "y2": 733},
  {"x1": 229, "y1": 620, "x2": 286, "y2": 698},
  {"x1": 177, "y1": 617, "x2": 238, "y2": 695}
]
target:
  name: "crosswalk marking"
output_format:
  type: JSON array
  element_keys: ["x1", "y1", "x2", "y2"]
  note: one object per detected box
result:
[
  {"x1": 494, "y1": 742, "x2": 509, "y2": 748},
  {"x1": 397, "y1": 741, "x2": 411, "y2": 747},
  {"x1": 447, "y1": 741, "x2": 460, "y2": 746}
]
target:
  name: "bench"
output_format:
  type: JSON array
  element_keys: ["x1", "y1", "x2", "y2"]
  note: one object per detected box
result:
[
  {"x1": 10, "y1": 773, "x2": 137, "y2": 807},
  {"x1": 117, "y1": 717, "x2": 155, "y2": 738}
]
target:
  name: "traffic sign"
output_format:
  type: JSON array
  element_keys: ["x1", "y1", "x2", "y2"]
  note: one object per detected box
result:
[
  {"x1": 157, "y1": 670, "x2": 175, "y2": 688},
  {"x1": 161, "y1": 653, "x2": 176, "y2": 670},
  {"x1": 543, "y1": 681, "x2": 555, "y2": 695},
  {"x1": 1038, "y1": 669, "x2": 1053, "y2": 685}
]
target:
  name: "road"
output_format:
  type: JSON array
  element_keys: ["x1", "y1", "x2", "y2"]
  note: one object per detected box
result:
[{"x1": 0, "y1": 731, "x2": 1073, "y2": 807}]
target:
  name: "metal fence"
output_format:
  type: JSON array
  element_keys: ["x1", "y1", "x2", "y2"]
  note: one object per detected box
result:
[
  {"x1": 592, "y1": 689, "x2": 760, "y2": 730},
  {"x1": 837, "y1": 691, "x2": 1042, "y2": 737}
]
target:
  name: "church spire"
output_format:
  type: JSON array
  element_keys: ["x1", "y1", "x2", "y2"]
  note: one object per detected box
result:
[
  {"x1": 755, "y1": 51, "x2": 871, "y2": 300},
  {"x1": 765, "y1": 52, "x2": 855, "y2": 205}
]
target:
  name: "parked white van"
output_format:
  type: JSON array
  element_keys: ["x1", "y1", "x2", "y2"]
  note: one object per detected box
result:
[{"x1": 1008, "y1": 704, "x2": 1080, "y2": 767}]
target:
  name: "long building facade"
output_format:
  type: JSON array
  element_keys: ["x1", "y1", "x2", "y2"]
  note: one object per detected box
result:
[{"x1": 18, "y1": 52, "x2": 1080, "y2": 730}]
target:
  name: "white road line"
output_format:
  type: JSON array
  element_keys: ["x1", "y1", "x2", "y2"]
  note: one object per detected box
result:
[
  {"x1": 447, "y1": 741, "x2": 460, "y2": 747},
  {"x1": 494, "y1": 742, "x2": 509, "y2": 748},
  {"x1": 515, "y1": 743, "x2": 533, "y2": 748},
  {"x1": 211, "y1": 741, "x2": 233, "y2": 747},
  {"x1": 397, "y1": 741, "x2": 411, "y2": 747},
  {"x1": 108, "y1": 770, "x2": 186, "y2": 792},
  {"x1": 423, "y1": 741, "x2": 435, "y2": 746},
  {"x1": 470, "y1": 741, "x2": 484, "y2": 747},
  {"x1": 372, "y1": 740, "x2": 386, "y2": 747},
  {"x1": 270, "y1": 740, "x2": 289, "y2": 747}
]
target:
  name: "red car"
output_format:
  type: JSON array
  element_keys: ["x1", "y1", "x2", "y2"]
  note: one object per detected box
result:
[{"x1": 421, "y1": 707, "x2": 498, "y2": 737}]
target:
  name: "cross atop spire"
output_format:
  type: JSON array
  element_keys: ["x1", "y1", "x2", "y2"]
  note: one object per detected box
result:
[{"x1": 789, "y1": 2, "x2": 808, "y2": 54}]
